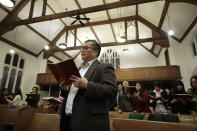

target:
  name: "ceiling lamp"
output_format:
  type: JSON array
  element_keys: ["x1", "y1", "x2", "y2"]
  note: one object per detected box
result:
[
  {"x1": 117, "y1": 36, "x2": 126, "y2": 43},
  {"x1": 58, "y1": 42, "x2": 67, "y2": 49},
  {"x1": 168, "y1": 30, "x2": 174, "y2": 36},
  {"x1": 0, "y1": 0, "x2": 15, "y2": 8},
  {"x1": 44, "y1": 45, "x2": 49, "y2": 50}
]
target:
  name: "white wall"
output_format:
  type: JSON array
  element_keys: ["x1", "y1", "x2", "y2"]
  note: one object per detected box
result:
[
  {"x1": 74, "y1": 44, "x2": 166, "y2": 68},
  {"x1": 0, "y1": 41, "x2": 47, "y2": 105},
  {"x1": 168, "y1": 24, "x2": 197, "y2": 90}
]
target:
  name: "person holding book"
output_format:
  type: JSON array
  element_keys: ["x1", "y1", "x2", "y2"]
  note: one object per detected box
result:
[
  {"x1": 0, "y1": 88, "x2": 12, "y2": 105},
  {"x1": 170, "y1": 80, "x2": 195, "y2": 114},
  {"x1": 26, "y1": 86, "x2": 40, "y2": 108},
  {"x1": 188, "y1": 75, "x2": 197, "y2": 113},
  {"x1": 59, "y1": 40, "x2": 117, "y2": 131},
  {"x1": 149, "y1": 81, "x2": 168, "y2": 113}
]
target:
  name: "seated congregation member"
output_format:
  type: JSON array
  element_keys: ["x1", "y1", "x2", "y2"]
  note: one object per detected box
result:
[
  {"x1": 116, "y1": 84, "x2": 133, "y2": 113},
  {"x1": 149, "y1": 81, "x2": 168, "y2": 113},
  {"x1": 188, "y1": 75, "x2": 197, "y2": 113},
  {"x1": 26, "y1": 86, "x2": 40, "y2": 108},
  {"x1": 59, "y1": 40, "x2": 117, "y2": 131},
  {"x1": 8, "y1": 89, "x2": 23, "y2": 108},
  {"x1": 0, "y1": 88, "x2": 13, "y2": 105},
  {"x1": 170, "y1": 80, "x2": 195, "y2": 114},
  {"x1": 133, "y1": 81, "x2": 151, "y2": 113}
]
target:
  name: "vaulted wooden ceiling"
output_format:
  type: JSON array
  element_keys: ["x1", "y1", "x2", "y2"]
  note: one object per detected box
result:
[{"x1": 0, "y1": 0, "x2": 196, "y2": 63}]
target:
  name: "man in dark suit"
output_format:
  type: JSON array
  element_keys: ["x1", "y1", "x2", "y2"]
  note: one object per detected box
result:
[{"x1": 59, "y1": 40, "x2": 117, "y2": 131}]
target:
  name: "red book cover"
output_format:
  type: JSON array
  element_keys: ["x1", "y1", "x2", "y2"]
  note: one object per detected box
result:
[{"x1": 48, "y1": 59, "x2": 81, "y2": 85}]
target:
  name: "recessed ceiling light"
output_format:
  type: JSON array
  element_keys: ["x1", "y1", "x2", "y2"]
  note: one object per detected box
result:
[{"x1": 10, "y1": 49, "x2": 15, "y2": 54}]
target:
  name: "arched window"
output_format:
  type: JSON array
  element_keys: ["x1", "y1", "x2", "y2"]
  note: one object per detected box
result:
[
  {"x1": 19, "y1": 59, "x2": 24, "y2": 69},
  {"x1": 8, "y1": 69, "x2": 16, "y2": 93},
  {"x1": 100, "y1": 49, "x2": 120, "y2": 69},
  {"x1": 0, "y1": 53, "x2": 25, "y2": 93},
  {"x1": 4, "y1": 54, "x2": 11, "y2": 65},
  {"x1": 1, "y1": 67, "x2": 9, "y2": 89},
  {"x1": 12, "y1": 54, "x2": 19, "y2": 67}
]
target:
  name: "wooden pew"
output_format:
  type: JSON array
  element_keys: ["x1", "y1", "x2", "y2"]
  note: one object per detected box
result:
[
  {"x1": 110, "y1": 118, "x2": 197, "y2": 131},
  {"x1": 0, "y1": 105, "x2": 34, "y2": 131},
  {"x1": 28, "y1": 113, "x2": 60, "y2": 131}
]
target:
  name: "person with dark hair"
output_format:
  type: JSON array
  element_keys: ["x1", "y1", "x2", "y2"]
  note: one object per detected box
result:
[
  {"x1": 188, "y1": 76, "x2": 197, "y2": 113},
  {"x1": 133, "y1": 81, "x2": 151, "y2": 113},
  {"x1": 0, "y1": 88, "x2": 12, "y2": 105},
  {"x1": 116, "y1": 84, "x2": 133, "y2": 113},
  {"x1": 8, "y1": 89, "x2": 23, "y2": 108},
  {"x1": 149, "y1": 81, "x2": 168, "y2": 113},
  {"x1": 170, "y1": 80, "x2": 195, "y2": 114},
  {"x1": 26, "y1": 86, "x2": 40, "y2": 108},
  {"x1": 59, "y1": 39, "x2": 117, "y2": 131}
]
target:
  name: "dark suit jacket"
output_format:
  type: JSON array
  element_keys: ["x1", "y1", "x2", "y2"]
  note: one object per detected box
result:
[{"x1": 60, "y1": 60, "x2": 117, "y2": 131}]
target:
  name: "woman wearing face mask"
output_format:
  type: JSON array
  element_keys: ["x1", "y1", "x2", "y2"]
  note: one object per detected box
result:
[
  {"x1": 133, "y1": 81, "x2": 151, "y2": 113},
  {"x1": 170, "y1": 80, "x2": 195, "y2": 114}
]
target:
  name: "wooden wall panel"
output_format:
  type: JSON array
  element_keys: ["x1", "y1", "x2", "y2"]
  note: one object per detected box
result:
[
  {"x1": 115, "y1": 65, "x2": 181, "y2": 82},
  {"x1": 37, "y1": 65, "x2": 181, "y2": 85}
]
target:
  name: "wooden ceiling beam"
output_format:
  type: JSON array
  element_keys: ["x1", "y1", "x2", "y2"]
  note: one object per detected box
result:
[
  {"x1": 74, "y1": 29, "x2": 77, "y2": 47},
  {"x1": 0, "y1": 37, "x2": 37, "y2": 57},
  {"x1": 158, "y1": 0, "x2": 170, "y2": 30},
  {"x1": 170, "y1": 0, "x2": 197, "y2": 5},
  {"x1": 180, "y1": 16, "x2": 197, "y2": 42},
  {"x1": 103, "y1": 0, "x2": 117, "y2": 42},
  {"x1": 47, "y1": 3, "x2": 83, "y2": 46},
  {"x1": 29, "y1": 0, "x2": 35, "y2": 18},
  {"x1": 0, "y1": 0, "x2": 31, "y2": 36},
  {"x1": 139, "y1": 43, "x2": 157, "y2": 57},
  {"x1": 7, "y1": 0, "x2": 158, "y2": 26},
  {"x1": 42, "y1": 0, "x2": 47, "y2": 16},
  {"x1": 64, "y1": 15, "x2": 137, "y2": 30},
  {"x1": 61, "y1": 37, "x2": 168, "y2": 51},
  {"x1": 0, "y1": 3, "x2": 10, "y2": 12}
]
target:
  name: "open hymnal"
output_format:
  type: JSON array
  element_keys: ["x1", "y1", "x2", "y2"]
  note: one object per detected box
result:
[
  {"x1": 47, "y1": 59, "x2": 81, "y2": 86},
  {"x1": 42, "y1": 97, "x2": 62, "y2": 104}
]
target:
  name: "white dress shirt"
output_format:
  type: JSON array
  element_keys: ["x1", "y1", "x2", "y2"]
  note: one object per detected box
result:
[{"x1": 65, "y1": 59, "x2": 96, "y2": 115}]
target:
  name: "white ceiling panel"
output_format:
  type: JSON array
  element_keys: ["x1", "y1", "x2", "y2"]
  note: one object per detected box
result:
[
  {"x1": 18, "y1": 0, "x2": 31, "y2": 19},
  {"x1": 29, "y1": 19, "x2": 64, "y2": 41},
  {"x1": 48, "y1": 56, "x2": 61, "y2": 63},
  {"x1": 112, "y1": 22, "x2": 125, "y2": 39},
  {"x1": 141, "y1": 42, "x2": 153, "y2": 50},
  {"x1": 0, "y1": 9, "x2": 7, "y2": 21},
  {"x1": 77, "y1": 27, "x2": 96, "y2": 42},
  {"x1": 105, "y1": 0, "x2": 119, "y2": 4},
  {"x1": 162, "y1": 3, "x2": 197, "y2": 38},
  {"x1": 65, "y1": 50, "x2": 80, "y2": 58},
  {"x1": 86, "y1": 11, "x2": 108, "y2": 22},
  {"x1": 48, "y1": 0, "x2": 79, "y2": 13},
  {"x1": 93, "y1": 24, "x2": 115, "y2": 43},
  {"x1": 108, "y1": 5, "x2": 135, "y2": 19},
  {"x1": 138, "y1": 21, "x2": 152, "y2": 39},
  {"x1": 2, "y1": 25, "x2": 48, "y2": 54},
  {"x1": 139, "y1": 1, "x2": 164, "y2": 27},
  {"x1": 54, "y1": 52, "x2": 70, "y2": 60},
  {"x1": 78, "y1": 0, "x2": 103, "y2": 8},
  {"x1": 127, "y1": 21, "x2": 136, "y2": 40}
]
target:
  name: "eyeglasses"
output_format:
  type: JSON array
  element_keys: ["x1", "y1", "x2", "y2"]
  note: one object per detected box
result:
[{"x1": 80, "y1": 46, "x2": 95, "y2": 51}]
